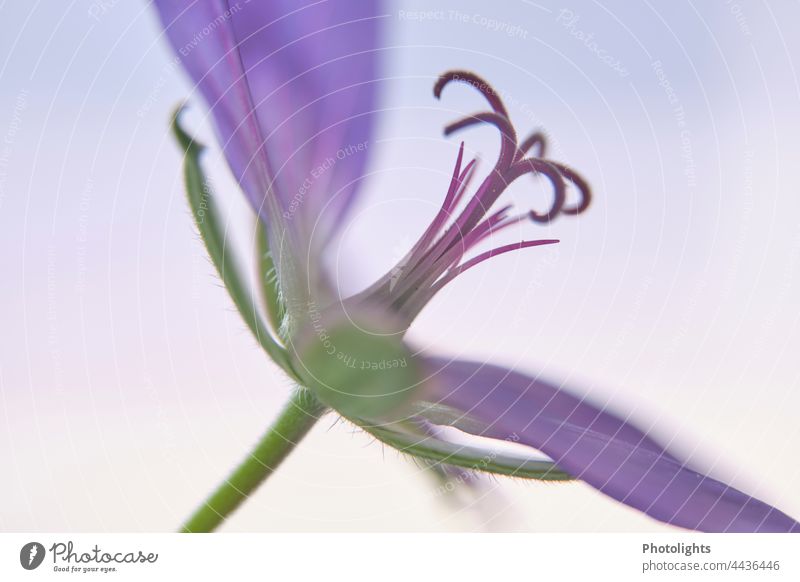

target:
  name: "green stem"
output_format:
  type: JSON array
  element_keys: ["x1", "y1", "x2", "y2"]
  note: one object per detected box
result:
[{"x1": 180, "y1": 389, "x2": 325, "y2": 533}]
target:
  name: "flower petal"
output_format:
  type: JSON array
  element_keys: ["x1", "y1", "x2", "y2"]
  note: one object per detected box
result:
[
  {"x1": 153, "y1": 0, "x2": 382, "y2": 239},
  {"x1": 425, "y1": 357, "x2": 800, "y2": 532}
]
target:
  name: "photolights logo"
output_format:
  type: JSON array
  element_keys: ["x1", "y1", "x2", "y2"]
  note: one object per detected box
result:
[{"x1": 20, "y1": 542, "x2": 46, "y2": 570}]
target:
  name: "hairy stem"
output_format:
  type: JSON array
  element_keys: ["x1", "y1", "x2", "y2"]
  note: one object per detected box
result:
[{"x1": 180, "y1": 389, "x2": 325, "y2": 532}]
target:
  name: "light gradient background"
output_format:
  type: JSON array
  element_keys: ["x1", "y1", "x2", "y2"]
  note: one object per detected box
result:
[{"x1": 1, "y1": 0, "x2": 799, "y2": 531}]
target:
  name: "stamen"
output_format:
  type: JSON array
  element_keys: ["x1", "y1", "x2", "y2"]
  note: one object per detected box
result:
[
  {"x1": 501, "y1": 158, "x2": 567, "y2": 223},
  {"x1": 396, "y1": 205, "x2": 520, "y2": 307},
  {"x1": 431, "y1": 206, "x2": 523, "y2": 281},
  {"x1": 434, "y1": 70, "x2": 509, "y2": 118},
  {"x1": 549, "y1": 161, "x2": 592, "y2": 216},
  {"x1": 462, "y1": 208, "x2": 527, "y2": 249},
  {"x1": 440, "y1": 142, "x2": 467, "y2": 213},
  {"x1": 460, "y1": 205, "x2": 512, "y2": 246},
  {"x1": 450, "y1": 159, "x2": 477, "y2": 212},
  {"x1": 407, "y1": 239, "x2": 561, "y2": 313},
  {"x1": 412, "y1": 145, "x2": 474, "y2": 256},
  {"x1": 444, "y1": 112, "x2": 517, "y2": 172},
  {"x1": 432, "y1": 74, "x2": 520, "y2": 243},
  {"x1": 432, "y1": 175, "x2": 499, "y2": 258},
  {"x1": 384, "y1": 145, "x2": 474, "y2": 297},
  {"x1": 517, "y1": 131, "x2": 547, "y2": 160},
  {"x1": 448, "y1": 239, "x2": 560, "y2": 280},
  {"x1": 350, "y1": 145, "x2": 469, "y2": 301},
  {"x1": 357, "y1": 71, "x2": 593, "y2": 322}
]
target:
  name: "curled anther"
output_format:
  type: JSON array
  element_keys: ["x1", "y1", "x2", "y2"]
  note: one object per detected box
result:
[
  {"x1": 434, "y1": 70, "x2": 509, "y2": 118},
  {"x1": 550, "y1": 162, "x2": 592, "y2": 215},
  {"x1": 444, "y1": 111, "x2": 518, "y2": 171},
  {"x1": 502, "y1": 158, "x2": 567, "y2": 223},
  {"x1": 517, "y1": 131, "x2": 548, "y2": 160}
]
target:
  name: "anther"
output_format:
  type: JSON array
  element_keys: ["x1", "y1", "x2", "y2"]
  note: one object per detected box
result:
[{"x1": 434, "y1": 70, "x2": 510, "y2": 118}]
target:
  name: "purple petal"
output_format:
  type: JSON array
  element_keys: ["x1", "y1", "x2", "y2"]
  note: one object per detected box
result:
[
  {"x1": 153, "y1": 0, "x2": 382, "y2": 238},
  {"x1": 426, "y1": 357, "x2": 800, "y2": 532}
]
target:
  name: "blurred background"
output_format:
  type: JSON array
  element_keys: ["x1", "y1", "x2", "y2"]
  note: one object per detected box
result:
[{"x1": 1, "y1": 0, "x2": 799, "y2": 532}]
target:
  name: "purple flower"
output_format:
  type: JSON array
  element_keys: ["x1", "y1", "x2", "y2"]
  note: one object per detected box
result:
[{"x1": 154, "y1": 1, "x2": 798, "y2": 532}]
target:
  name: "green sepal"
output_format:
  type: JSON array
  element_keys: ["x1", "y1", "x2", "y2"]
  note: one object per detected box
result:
[
  {"x1": 296, "y1": 315, "x2": 420, "y2": 420},
  {"x1": 170, "y1": 105, "x2": 295, "y2": 376},
  {"x1": 256, "y1": 220, "x2": 285, "y2": 336},
  {"x1": 360, "y1": 420, "x2": 573, "y2": 481}
]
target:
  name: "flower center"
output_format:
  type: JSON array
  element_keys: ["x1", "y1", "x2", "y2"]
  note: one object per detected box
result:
[{"x1": 291, "y1": 305, "x2": 423, "y2": 420}]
